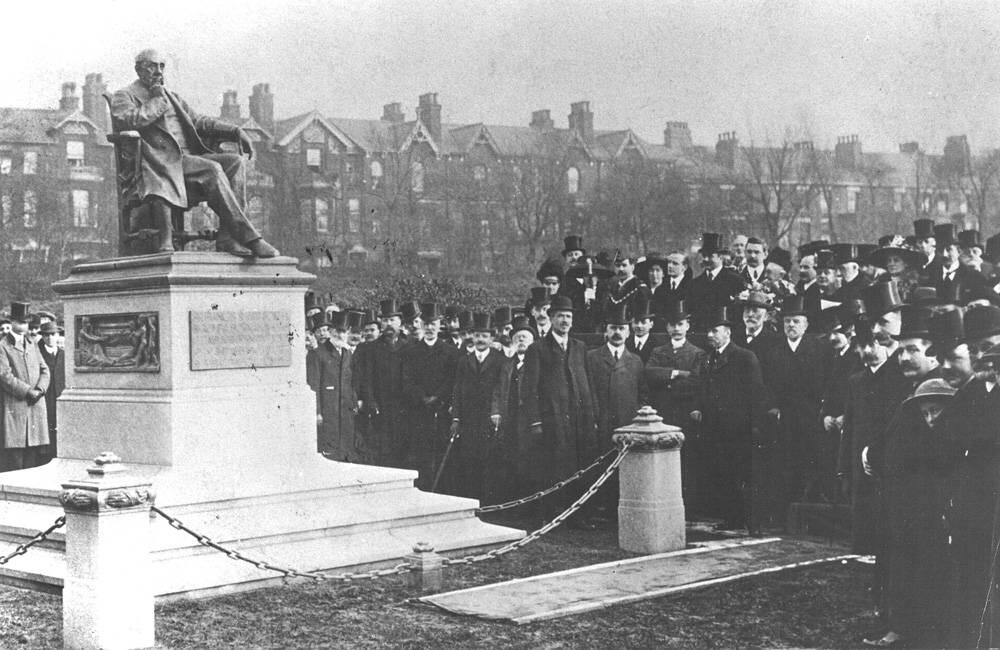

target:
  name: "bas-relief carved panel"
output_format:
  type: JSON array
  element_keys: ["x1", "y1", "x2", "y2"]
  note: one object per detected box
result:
[{"x1": 74, "y1": 312, "x2": 160, "y2": 373}]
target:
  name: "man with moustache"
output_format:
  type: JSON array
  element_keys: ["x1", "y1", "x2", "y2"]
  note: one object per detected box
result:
[
  {"x1": 818, "y1": 306, "x2": 863, "y2": 494},
  {"x1": 586, "y1": 304, "x2": 645, "y2": 521},
  {"x1": 524, "y1": 295, "x2": 597, "y2": 528},
  {"x1": 450, "y1": 313, "x2": 505, "y2": 501},
  {"x1": 741, "y1": 238, "x2": 769, "y2": 287},
  {"x1": 645, "y1": 301, "x2": 708, "y2": 511},
  {"x1": 831, "y1": 244, "x2": 871, "y2": 303},
  {"x1": 110, "y1": 49, "x2": 279, "y2": 257},
  {"x1": 738, "y1": 291, "x2": 781, "y2": 359},
  {"x1": 0, "y1": 302, "x2": 51, "y2": 471},
  {"x1": 913, "y1": 218, "x2": 938, "y2": 283},
  {"x1": 795, "y1": 247, "x2": 824, "y2": 325},
  {"x1": 604, "y1": 253, "x2": 646, "y2": 322},
  {"x1": 307, "y1": 311, "x2": 358, "y2": 463},
  {"x1": 37, "y1": 320, "x2": 64, "y2": 463},
  {"x1": 354, "y1": 300, "x2": 407, "y2": 467},
  {"x1": 526, "y1": 287, "x2": 553, "y2": 339},
  {"x1": 495, "y1": 316, "x2": 540, "y2": 505},
  {"x1": 690, "y1": 306, "x2": 767, "y2": 532},
  {"x1": 401, "y1": 304, "x2": 459, "y2": 490},
  {"x1": 625, "y1": 298, "x2": 656, "y2": 364},
  {"x1": 689, "y1": 233, "x2": 745, "y2": 332}
]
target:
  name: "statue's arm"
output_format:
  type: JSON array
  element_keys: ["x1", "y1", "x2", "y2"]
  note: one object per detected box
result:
[{"x1": 110, "y1": 89, "x2": 169, "y2": 129}]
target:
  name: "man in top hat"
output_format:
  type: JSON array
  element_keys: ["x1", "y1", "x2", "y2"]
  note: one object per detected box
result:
[
  {"x1": 586, "y1": 303, "x2": 645, "y2": 522},
  {"x1": 0, "y1": 302, "x2": 51, "y2": 471},
  {"x1": 814, "y1": 249, "x2": 841, "y2": 300},
  {"x1": 494, "y1": 315, "x2": 540, "y2": 505},
  {"x1": 526, "y1": 287, "x2": 552, "y2": 339},
  {"x1": 831, "y1": 244, "x2": 871, "y2": 303},
  {"x1": 562, "y1": 235, "x2": 586, "y2": 265},
  {"x1": 957, "y1": 229, "x2": 993, "y2": 277},
  {"x1": 929, "y1": 308, "x2": 973, "y2": 390},
  {"x1": 344, "y1": 311, "x2": 364, "y2": 351},
  {"x1": 537, "y1": 258, "x2": 564, "y2": 298},
  {"x1": 110, "y1": 49, "x2": 280, "y2": 257},
  {"x1": 401, "y1": 303, "x2": 460, "y2": 490},
  {"x1": 932, "y1": 225, "x2": 995, "y2": 306},
  {"x1": 399, "y1": 301, "x2": 423, "y2": 344},
  {"x1": 37, "y1": 320, "x2": 64, "y2": 463},
  {"x1": 818, "y1": 306, "x2": 863, "y2": 470},
  {"x1": 307, "y1": 311, "x2": 358, "y2": 463},
  {"x1": 524, "y1": 294, "x2": 598, "y2": 527},
  {"x1": 625, "y1": 296, "x2": 656, "y2": 364},
  {"x1": 690, "y1": 306, "x2": 767, "y2": 532},
  {"x1": 353, "y1": 299, "x2": 408, "y2": 467},
  {"x1": 645, "y1": 300, "x2": 708, "y2": 511},
  {"x1": 796, "y1": 252, "x2": 823, "y2": 326},
  {"x1": 761, "y1": 296, "x2": 830, "y2": 510},
  {"x1": 738, "y1": 290, "x2": 781, "y2": 359},
  {"x1": 913, "y1": 218, "x2": 938, "y2": 276},
  {"x1": 929, "y1": 304, "x2": 1000, "y2": 647},
  {"x1": 449, "y1": 313, "x2": 505, "y2": 501},
  {"x1": 689, "y1": 233, "x2": 744, "y2": 332}
]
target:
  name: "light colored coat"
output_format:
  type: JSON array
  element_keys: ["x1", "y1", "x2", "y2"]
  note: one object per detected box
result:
[
  {"x1": 0, "y1": 333, "x2": 50, "y2": 448},
  {"x1": 110, "y1": 80, "x2": 238, "y2": 209}
]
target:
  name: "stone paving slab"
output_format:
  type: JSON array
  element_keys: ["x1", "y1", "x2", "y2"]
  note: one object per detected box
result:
[{"x1": 420, "y1": 537, "x2": 856, "y2": 624}]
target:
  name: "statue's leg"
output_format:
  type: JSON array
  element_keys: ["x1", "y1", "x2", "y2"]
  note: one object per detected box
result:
[
  {"x1": 183, "y1": 154, "x2": 259, "y2": 245},
  {"x1": 146, "y1": 196, "x2": 175, "y2": 253}
]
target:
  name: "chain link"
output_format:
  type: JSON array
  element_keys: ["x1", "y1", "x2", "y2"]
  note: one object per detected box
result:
[
  {"x1": 477, "y1": 446, "x2": 618, "y2": 513},
  {"x1": 0, "y1": 515, "x2": 66, "y2": 566},
  {"x1": 149, "y1": 441, "x2": 632, "y2": 580},
  {"x1": 443, "y1": 441, "x2": 632, "y2": 566},
  {"x1": 151, "y1": 506, "x2": 411, "y2": 582}
]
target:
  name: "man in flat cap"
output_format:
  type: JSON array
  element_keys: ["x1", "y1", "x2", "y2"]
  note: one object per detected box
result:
[
  {"x1": 110, "y1": 49, "x2": 279, "y2": 257},
  {"x1": 0, "y1": 302, "x2": 51, "y2": 471}
]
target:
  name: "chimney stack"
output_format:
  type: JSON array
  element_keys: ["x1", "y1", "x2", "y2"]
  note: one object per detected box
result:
[
  {"x1": 416, "y1": 93, "x2": 441, "y2": 140},
  {"x1": 249, "y1": 83, "x2": 274, "y2": 132},
  {"x1": 382, "y1": 102, "x2": 405, "y2": 123},
  {"x1": 59, "y1": 82, "x2": 79, "y2": 112},
  {"x1": 663, "y1": 121, "x2": 692, "y2": 150},
  {"x1": 221, "y1": 90, "x2": 241, "y2": 121},
  {"x1": 834, "y1": 134, "x2": 862, "y2": 169},
  {"x1": 715, "y1": 131, "x2": 739, "y2": 168},
  {"x1": 943, "y1": 135, "x2": 970, "y2": 176},
  {"x1": 568, "y1": 101, "x2": 594, "y2": 144},
  {"x1": 530, "y1": 109, "x2": 553, "y2": 130},
  {"x1": 81, "y1": 73, "x2": 108, "y2": 132}
]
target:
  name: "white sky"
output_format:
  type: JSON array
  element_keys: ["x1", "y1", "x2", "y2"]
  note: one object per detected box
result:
[{"x1": 4, "y1": 0, "x2": 1000, "y2": 153}]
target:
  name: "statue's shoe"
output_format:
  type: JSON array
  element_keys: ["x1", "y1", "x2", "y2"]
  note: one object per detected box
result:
[
  {"x1": 216, "y1": 238, "x2": 253, "y2": 257},
  {"x1": 247, "y1": 238, "x2": 280, "y2": 258}
]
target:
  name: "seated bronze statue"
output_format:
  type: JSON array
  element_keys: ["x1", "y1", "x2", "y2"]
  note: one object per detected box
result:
[{"x1": 108, "y1": 49, "x2": 279, "y2": 258}]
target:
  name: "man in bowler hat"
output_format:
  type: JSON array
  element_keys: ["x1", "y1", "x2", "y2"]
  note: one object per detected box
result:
[{"x1": 0, "y1": 302, "x2": 51, "y2": 471}]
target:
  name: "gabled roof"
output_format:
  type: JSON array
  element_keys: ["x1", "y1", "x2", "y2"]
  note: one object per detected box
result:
[
  {"x1": 0, "y1": 108, "x2": 72, "y2": 144},
  {"x1": 443, "y1": 123, "x2": 501, "y2": 156},
  {"x1": 274, "y1": 110, "x2": 360, "y2": 151},
  {"x1": 52, "y1": 110, "x2": 101, "y2": 134},
  {"x1": 330, "y1": 118, "x2": 413, "y2": 152}
]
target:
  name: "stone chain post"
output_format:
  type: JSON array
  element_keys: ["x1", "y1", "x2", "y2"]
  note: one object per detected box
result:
[
  {"x1": 60, "y1": 452, "x2": 156, "y2": 650},
  {"x1": 612, "y1": 406, "x2": 686, "y2": 554},
  {"x1": 406, "y1": 541, "x2": 444, "y2": 593}
]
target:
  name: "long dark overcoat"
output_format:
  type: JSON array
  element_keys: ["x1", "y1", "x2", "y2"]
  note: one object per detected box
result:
[
  {"x1": 38, "y1": 342, "x2": 64, "y2": 444},
  {"x1": 524, "y1": 333, "x2": 597, "y2": 481},
  {"x1": 586, "y1": 345, "x2": 644, "y2": 448},
  {"x1": 0, "y1": 334, "x2": 50, "y2": 449},
  {"x1": 306, "y1": 341, "x2": 357, "y2": 461},
  {"x1": 354, "y1": 335, "x2": 406, "y2": 465},
  {"x1": 495, "y1": 353, "x2": 541, "y2": 485},
  {"x1": 401, "y1": 339, "x2": 459, "y2": 484}
]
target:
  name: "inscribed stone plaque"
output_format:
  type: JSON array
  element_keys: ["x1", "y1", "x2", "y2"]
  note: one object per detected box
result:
[
  {"x1": 189, "y1": 311, "x2": 291, "y2": 371},
  {"x1": 75, "y1": 312, "x2": 160, "y2": 373}
]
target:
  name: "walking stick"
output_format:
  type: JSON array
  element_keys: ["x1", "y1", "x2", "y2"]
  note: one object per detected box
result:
[{"x1": 431, "y1": 425, "x2": 459, "y2": 493}]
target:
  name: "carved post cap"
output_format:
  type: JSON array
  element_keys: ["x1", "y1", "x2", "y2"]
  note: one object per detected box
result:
[
  {"x1": 412, "y1": 541, "x2": 435, "y2": 553},
  {"x1": 612, "y1": 405, "x2": 685, "y2": 450},
  {"x1": 87, "y1": 451, "x2": 126, "y2": 477}
]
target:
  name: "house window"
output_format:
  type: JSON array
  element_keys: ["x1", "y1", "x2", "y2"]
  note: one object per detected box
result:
[
  {"x1": 566, "y1": 167, "x2": 580, "y2": 194},
  {"x1": 306, "y1": 148, "x2": 322, "y2": 169},
  {"x1": 893, "y1": 190, "x2": 905, "y2": 213},
  {"x1": 0, "y1": 156, "x2": 11, "y2": 174},
  {"x1": 348, "y1": 199, "x2": 360, "y2": 233},
  {"x1": 23, "y1": 190, "x2": 37, "y2": 227},
  {"x1": 847, "y1": 188, "x2": 859, "y2": 214},
  {"x1": 960, "y1": 199, "x2": 968, "y2": 214},
  {"x1": 315, "y1": 198, "x2": 330, "y2": 233},
  {"x1": 72, "y1": 189, "x2": 91, "y2": 226},
  {"x1": 67, "y1": 141, "x2": 85, "y2": 166},
  {"x1": 23, "y1": 151, "x2": 38, "y2": 175},
  {"x1": 248, "y1": 196, "x2": 267, "y2": 233},
  {"x1": 410, "y1": 161, "x2": 424, "y2": 193},
  {"x1": 300, "y1": 198, "x2": 312, "y2": 228},
  {"x1": 937, "y1": 196, "x2": 948, "y2": 214},
  {"x1": 818, "y1": 192, "x2": 828, "y2": 214},
  {"x1": 921, "y1": 194, "x2": 932, "y2": 213},
  {"x1": 0, "y1": 192, "x2": 11, "y2": 227},
  {"x1": 473, "y1": 164, "x2": 487, "y2": 182},
  {"x1": 370, "y1": 160, "x2": 383, "y2": 189},
  {"x1": 371, "y1": 219, "x2": 381, "y2": 237},
  {"x1": 480, "y1": 219, "x2": 491, "y2": 239}
]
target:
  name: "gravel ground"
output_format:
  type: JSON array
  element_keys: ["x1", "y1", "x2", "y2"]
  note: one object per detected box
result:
[{"x1": 0, "y1": 514, "x2": 876, "y2": 649}]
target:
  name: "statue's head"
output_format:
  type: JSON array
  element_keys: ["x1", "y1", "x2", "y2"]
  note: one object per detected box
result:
[{"x1": 134, "y1": 49, "x2": 166, "y2": 88}]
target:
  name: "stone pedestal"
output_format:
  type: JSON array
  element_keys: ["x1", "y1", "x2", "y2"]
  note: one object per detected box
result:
[
  {"x1": 0, "y1": 252, "x2": 521, "y2": 598},
  {"x1": 61, "y1": 454, "x2": 155, "y2": 650},
  {"x1": 613, "y1": 406, "x2": 686, "y2": 554}
]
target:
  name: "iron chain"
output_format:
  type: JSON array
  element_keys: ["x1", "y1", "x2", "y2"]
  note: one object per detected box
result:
[
  {"x1": 444, "y1": 441, "x2": 632, "y2": 566},
  {"x1": 476, "y1": 446, "x2": 618, "y2": 513},
  {"x1": 152, "y1": 505, "x2": 411, "y2": 582},
  {"x1": 0, "y1": 515, "x2": 66, "y2": 566}
]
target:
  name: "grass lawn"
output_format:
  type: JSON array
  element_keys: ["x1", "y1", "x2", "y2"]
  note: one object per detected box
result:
[{"x1": 0, "y1": 513, "x2": 876, "y2": 649}]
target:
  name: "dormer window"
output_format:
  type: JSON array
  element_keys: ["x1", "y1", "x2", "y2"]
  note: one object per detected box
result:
[
  {"x1": 67, "y1": 140, "x2": 85, "y2": 166},
  {"x1": 23, "y1": 151, "x2": 37, "y2": 175},
  {"x1": 370, "y1": 160, "x2": 383, "y2": 189},
  {"x1": 306, "y1": 148, "x2": 322, "y2": 170}
]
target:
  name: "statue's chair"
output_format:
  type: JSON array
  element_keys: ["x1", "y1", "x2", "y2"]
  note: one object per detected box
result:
[{"x1": 103, "y1": 93, "x2": 220, "y2": 255}]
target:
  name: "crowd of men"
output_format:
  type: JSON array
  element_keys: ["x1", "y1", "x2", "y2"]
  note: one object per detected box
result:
[{"x1": 306, "y1": 222, "x2": 1000, "y2": 647}]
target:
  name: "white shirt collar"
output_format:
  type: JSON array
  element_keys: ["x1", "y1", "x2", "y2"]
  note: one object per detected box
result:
[
  {"x1": 716, "y1": 341, "x2": 730, "y2": 356},
  {"x1": 801, "y1": 279, "x2": 816, "y2": 291},
  {"x1": 787, "y1": 337, "x2": 802, "y2": 352},
  {"x1": 868, "y1": 359, "x2": 886, "y2": 375},
  {"x1": 671, "y1": 338, "x2": 686, "y2": 350},
  {"x1": 708, "y1": 267, "x2": 721, "y2": 280},
  {"x1": 633, "y1": 333, "x2": 648, "y2": 345},
  {"x1": 551, "y1": 331, "x2": 568, "y2": 346},
  {"x1": 607, "y1": 343, "x2": 624, "y2": 358},
  {"x1": 474, "y1": 348, "x2": 490, "y2": 363}
]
